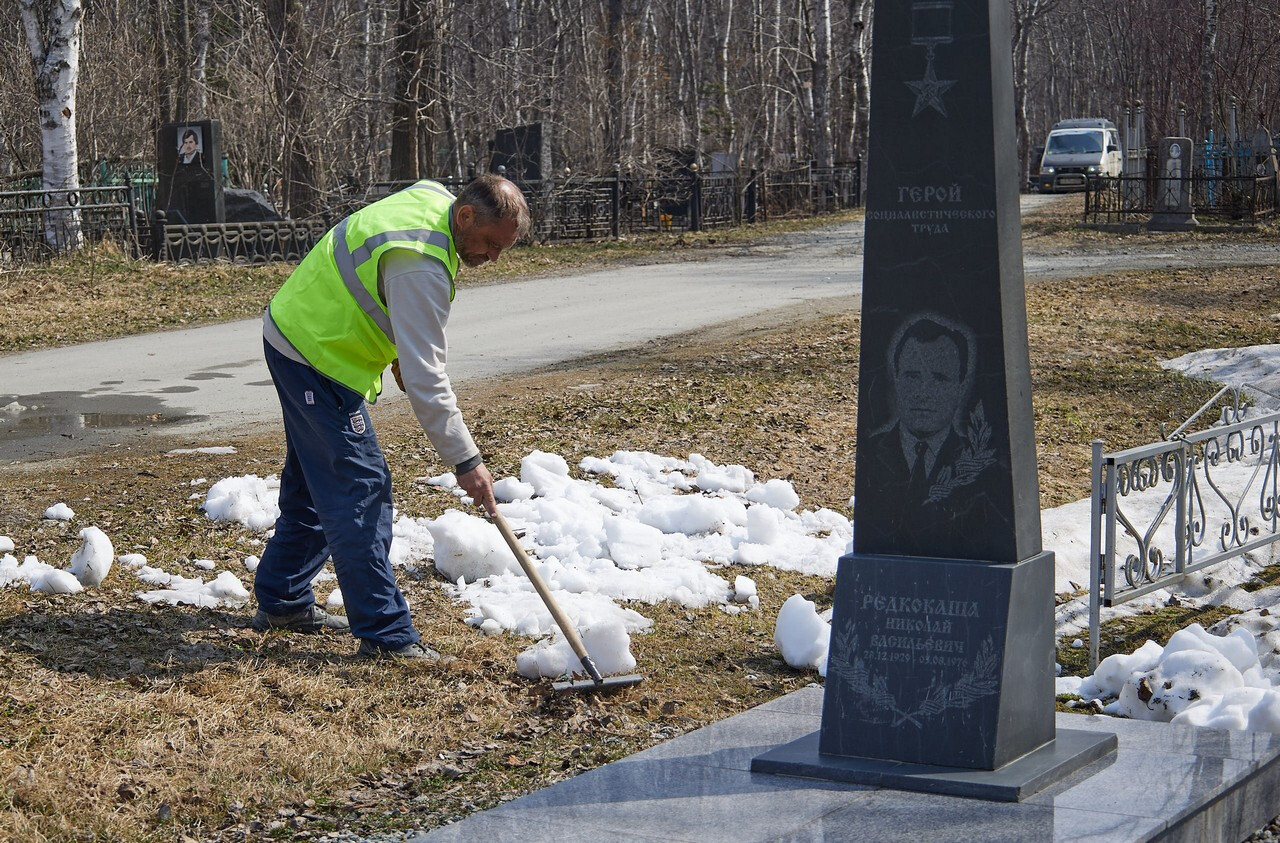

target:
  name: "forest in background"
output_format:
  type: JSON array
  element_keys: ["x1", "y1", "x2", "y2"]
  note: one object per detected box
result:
[{"x1": 3, "y1": 0, "x2": 1279, "y2": 217}]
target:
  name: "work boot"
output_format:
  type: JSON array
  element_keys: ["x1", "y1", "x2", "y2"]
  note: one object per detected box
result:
[
  {"x1": 356, "y1": 639, "x2": 442, "y2": 661},
  {"x1": 252, "y1": 604, "x2": 350, "y2": 633}
]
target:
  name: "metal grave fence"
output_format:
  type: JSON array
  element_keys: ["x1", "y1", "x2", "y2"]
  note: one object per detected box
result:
[
  {"x1": 1084, "y1": 174, "x2": 1279, "y2": 224},
  {"x1": 0, "y1": 186, "x2": 140, "y2": 264},
  {"x1": 1088, "y1": 387, "x2": 1280, "y2": 668},
  {"x1": 3, "y1": 163, "x2": 862, "y2": 265},
  {"x1": 154, "y1": 219, "x2": 328, "y2": 264}
]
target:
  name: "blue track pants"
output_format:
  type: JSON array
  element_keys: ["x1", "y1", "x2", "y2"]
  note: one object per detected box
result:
[{"x1": 255, "y1": 339, "x2": 419, "y2": 649}]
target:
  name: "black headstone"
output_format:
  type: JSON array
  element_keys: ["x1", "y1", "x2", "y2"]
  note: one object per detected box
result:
[
  {"x1": 156, "y1": 120, "x2": 224, "y2": 225},
  {"x1": 752, "y1": 0, "x2": 1115, "y2": 800},
  {"x1": 489, "y1": 123, "x2": 546, "y2": 182},
  {"x1": 851, "y1": 0, "x2": 1038, "y2": 564}
]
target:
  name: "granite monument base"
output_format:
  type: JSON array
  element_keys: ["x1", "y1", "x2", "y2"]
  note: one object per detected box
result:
[
  {"x1": 1147, "y1": 212, "x2": 1200, "y2": 232},
  {"x1": 752, "y1": 726, "x2": 1117, "y2": 802},
  {"x1": 819, "y1": 552, "x2": 1062, "y2": 769}
]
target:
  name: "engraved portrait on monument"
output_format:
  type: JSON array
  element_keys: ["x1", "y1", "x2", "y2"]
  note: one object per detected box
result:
[{"x1": 855, "y1": 312, "x2": 1009, "y2": 560}]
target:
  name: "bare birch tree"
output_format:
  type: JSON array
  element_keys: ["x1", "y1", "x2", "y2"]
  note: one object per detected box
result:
[
  {"x1": 18, "y1": 0, "x2": 83, "y2": 247},
  {"x1": 810, "y1": 0, "x2": 833, "y2": 169}
]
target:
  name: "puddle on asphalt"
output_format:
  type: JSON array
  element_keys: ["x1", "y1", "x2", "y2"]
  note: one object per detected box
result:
[
  {"x1": 186, "y1": 372, "x2": 235, "y2": 381},
  {"x1": 0, "y1": 391, "x2": 197, "y2": 445}
]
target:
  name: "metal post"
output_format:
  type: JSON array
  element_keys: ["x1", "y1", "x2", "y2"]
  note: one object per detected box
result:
[
  {"x1": 610, "y1": 164, "x2": 620, "y2": 239},
  {"x1": 689, "y1": 164, "x2": 702, "y2": 232},
  {"x1": 760, "y1": 169, "x2": 768, "y2": 222},
  {"x1": 151, "y1": 210, "x2": 166, "y2": 262},
  {"x1": 125, "y1": 175, "x2": 141, "y2": 259},
  {"x1": 1175, "y1": 445, "x2": 1188, "y2": 576},
  {"x1": 1089, "y1": 440, "x2": 1104, "y2": 671}
]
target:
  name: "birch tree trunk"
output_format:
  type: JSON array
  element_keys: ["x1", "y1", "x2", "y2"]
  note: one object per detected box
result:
[
  {"x1": 810, "y1": 0, "x2": 832, "y2": 169},
  {"x1": 847, "y1": 2, "x2": 871, "y2": 164},
  {"x1": 1011, "y1": 0, "x2": 1059, "y2": 189},
  {"x1": 18, "y1": 0, "x2": 83, "y2": 249},
  {"x1": 718, "y1": 0, "x2": 736, "y2": 160},
  {"x1": 606, "y1": 0, "x2": 623, "y2": 165},
  {"x1": 677, "y1": 0, "x2": 703, "y2": 155},
  {"x1": 191, "y1": 0, "x2": 211, "y2": 115},
  {"x1": 1200, "y1": 0, "x2": 1218, "y2": 140}
]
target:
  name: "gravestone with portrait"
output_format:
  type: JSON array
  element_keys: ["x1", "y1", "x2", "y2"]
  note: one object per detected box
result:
[
  {"x1": 156, "y1": 120, "x2": 224, "y2": 225},
  {"x1": 1147, "y1": 138, "x2": 1197, "y2": 232},
  {"x1": 752, "y1": 0, "x2": 1116, "y2": 800}
]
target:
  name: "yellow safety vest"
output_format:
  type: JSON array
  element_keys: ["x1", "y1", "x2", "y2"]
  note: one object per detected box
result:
[{"x1": 268, "y1": 180, "x2": 459, "y2": 401}]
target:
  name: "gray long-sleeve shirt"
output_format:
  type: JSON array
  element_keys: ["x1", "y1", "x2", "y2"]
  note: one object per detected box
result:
[
  {"x1": 263, "y1": 247, "x2": 480, "y2": 470},
  {"x1": 379, "y1": 249, "x2": 479, "y2": 468}
]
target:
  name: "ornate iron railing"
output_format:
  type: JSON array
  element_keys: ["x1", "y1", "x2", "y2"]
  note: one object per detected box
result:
[
  {"x1": 759, "y1": 164, "x2": 862, "y2": 220},
  {"x1": 155, "y1": 220, "x2": 328, "y2": 264},
  {"x1": 1089, "y1": 387, "x2": 1280, "y2": 667},
  {"x1": 0, "y1": 186, "x2": 140, "y2": 264}
]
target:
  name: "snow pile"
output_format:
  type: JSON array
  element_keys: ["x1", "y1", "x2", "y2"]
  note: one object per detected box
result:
[
  {"x1": 134, "y1": 565, "x2": 250, "y2": 608},
  {"x1": 43, "y1": 503, "x2": 74, "y2": 521},
  {"x1": 774, "y1": 594, "x2": 831, "y2": 676},
  {"x1": 202, "y1": 475, "x2": 280, "y2": 531},
  {"x1": 1, "y1": 555, "x2": 83, "y2": 594},
  {"x1": 192, "y1": 447, "x2": 847, "y2": 680},
  {"x1": 68, "y1": 527, "x2": 114, "y2": 587},
  {"x1": 167, "y1": 446, "x2": 237, "y2": 455},
  {"x1": 427, "y1": 510, "x2": 517, "y2": 582},
  {"x1": 1, "y1": 526, "x2": 250, "y2": 608},
  {"x1": 730, "y1": 575, "x2": 758, "y2": 608},
  {"x1": 516, "y1": 619, "x2": 637, "y2": 680},
  {"x1": 439, "y1": 450, "x2": 845, "y2": 676},
  {"x1": 1058, "y1": 623, "x2": 1280, "y2": 730},
  {"x1": 1, "y1": 528, "x2": 116, "y2": 594},
  {"x1": 389, "y1": 513, "x2": 437, "y2": 568},
  {"x1": 1163, "y1": 345, "x2": 1280, "y2": 398}
]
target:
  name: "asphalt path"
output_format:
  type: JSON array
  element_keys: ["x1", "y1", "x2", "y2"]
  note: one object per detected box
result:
[
  {"x1": 1, "y1": 234, "x2": 858, "y2": 462},
  {"x1": 3, "y1": 194, "x2": 1279, "y2": 463}
]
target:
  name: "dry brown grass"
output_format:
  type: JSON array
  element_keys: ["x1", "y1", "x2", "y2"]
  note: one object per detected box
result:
[{"x1": 2, "y1": 207, "x2": 1279, "y2": 840}]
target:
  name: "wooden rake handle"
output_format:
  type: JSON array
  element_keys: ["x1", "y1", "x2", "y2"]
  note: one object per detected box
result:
[{"x1": 490, "y1": 511, "x2": 604, "y2": 684}]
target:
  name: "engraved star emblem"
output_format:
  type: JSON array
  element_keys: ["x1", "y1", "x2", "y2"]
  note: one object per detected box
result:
[{"x1": 905, "y1": 62, "x2": 957, "y2": 118}]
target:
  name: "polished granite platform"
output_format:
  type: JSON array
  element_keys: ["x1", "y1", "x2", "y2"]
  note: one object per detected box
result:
[{"x1": 410, "y1": 685, "x2": 1280, "y2": 842}]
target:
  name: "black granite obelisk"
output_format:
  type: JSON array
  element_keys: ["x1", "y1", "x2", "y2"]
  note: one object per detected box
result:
[{"x1": 753, "y1": 0, "x2": 1115, "y2": 800}]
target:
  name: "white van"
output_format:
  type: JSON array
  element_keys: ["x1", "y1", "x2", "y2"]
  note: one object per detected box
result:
[{"x1": 1037, "y1": 118, "x2": 1123, "y2": 192}]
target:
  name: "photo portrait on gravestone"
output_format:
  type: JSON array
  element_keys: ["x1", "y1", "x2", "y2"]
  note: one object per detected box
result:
[
  {"x1": 177, "y1": 126, "x2": 204, "y2": 167},
  {"x1": 855, "y1": 312, "x2": 1008, "y2": 559},
  {"x1": 164, "y1": 124, "x2": 216, "y2": 224}
]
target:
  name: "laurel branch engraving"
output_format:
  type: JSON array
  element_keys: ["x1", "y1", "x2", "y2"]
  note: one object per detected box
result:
[{"x1": 830, "y1": 630, "x2": 1001, "y2": 728}]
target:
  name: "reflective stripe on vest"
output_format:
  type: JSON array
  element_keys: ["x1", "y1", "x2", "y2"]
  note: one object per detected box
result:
[{"x1": 332, "y1": 217, "x2": 396, "y2": 341}]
